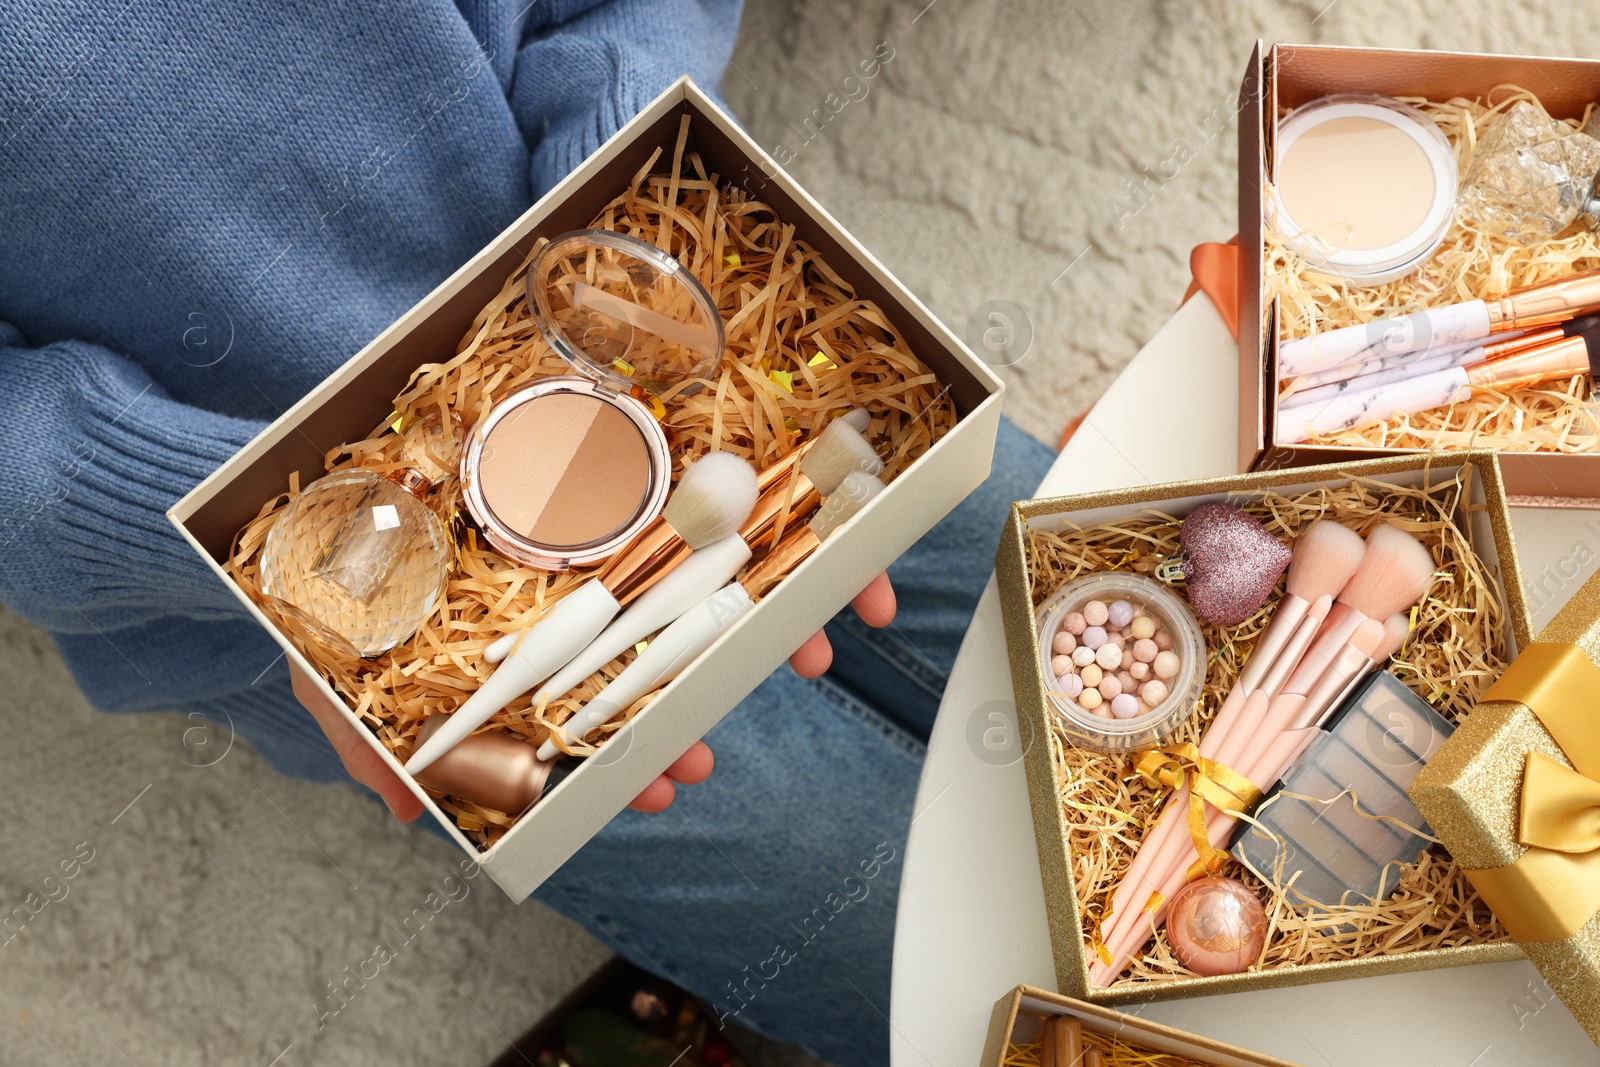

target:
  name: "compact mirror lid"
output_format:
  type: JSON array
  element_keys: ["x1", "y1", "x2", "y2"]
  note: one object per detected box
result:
[{"x1": 528, "y1": 229, "x2": 724, "y2": 395}]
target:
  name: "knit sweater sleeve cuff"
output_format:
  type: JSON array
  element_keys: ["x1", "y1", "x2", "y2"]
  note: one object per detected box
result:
[{"x1": 0, "y1": 336, "x2": 266, "y2": 633}]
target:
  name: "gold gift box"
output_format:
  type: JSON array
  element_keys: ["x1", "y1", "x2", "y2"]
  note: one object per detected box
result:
[
  {"x1": 994, "y1": 452, "x2": 1533, "y2": 1004},
  {"x1": 982, "y1": 984, "x2": 1304, "y2": 1067},
  {"x1": 1411, "y1": 566, "x2": 1600, "y2": 1046}
]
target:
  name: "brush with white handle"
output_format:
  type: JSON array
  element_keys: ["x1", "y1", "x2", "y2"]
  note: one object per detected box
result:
[
  {"x1": 480, "y1": 412, "x2": 883, "y2": 668},
  {"x1": 1276, "y1": 266, "x2": 1600, "y2": 379},
  {"x1": 539, "y1": 471, "x2": 886, "y2": 759},
  {"x1": 406, "y1": 451, "x2": 759, "y2": 773},
  {"x1": 1275, "y1": 326, "x2": 1600, "y2": 445},
  {"x1": 1279, "y1": 329, "x2": 1548, "y2": 407}
]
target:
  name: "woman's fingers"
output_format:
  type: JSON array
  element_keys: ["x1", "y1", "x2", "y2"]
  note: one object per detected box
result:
[
  {"x1": 788, "y1": 628, "x2": 833, "y2": 678},
  {"x1": 627, "y1": 741, "x2": 715, "y2": 812},
  {"x1": 290, "y1": 664, "x2": 424, "y2": 822},
  {"x1": 851, "y1": 571, "x2": 896, "y2": 627}
]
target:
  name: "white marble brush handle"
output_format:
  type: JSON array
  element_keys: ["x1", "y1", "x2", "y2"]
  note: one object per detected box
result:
[
  {"x1": 1281, "y1": 342, "x2": 1490, "y2": 410},
  {"x1": 1275, "y1": 367, "x2": 1470, "y2": 444},
  {"x1": 539, "y1": 582, "x2": 756, "y2": 757},
  {"x1": 1284, "y1": 333, "x2": 1494, "y2": 392},
  {"x1": 1277, "y1": 300, "x2": 1490, "y2": 378}
]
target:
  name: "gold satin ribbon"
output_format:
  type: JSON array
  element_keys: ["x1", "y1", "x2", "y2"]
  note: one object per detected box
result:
[
  {"x1": 1135, "y1": 745, "x2": 1263, "y2": 881},
  {"x1": 1462, "y1": 642, "x2": 1600, "y2": 942}
]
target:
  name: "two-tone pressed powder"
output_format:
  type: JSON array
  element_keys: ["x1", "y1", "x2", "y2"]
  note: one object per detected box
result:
[
  {"x1": 1270, "y1": 94, "x2": 1457, "y2": 285},
  {"x1": 460, "y1": 230, "x2": 724, "y2": 570},
  {"x1": 464, "y1": 381, "x2": 660, "y2": 568}
]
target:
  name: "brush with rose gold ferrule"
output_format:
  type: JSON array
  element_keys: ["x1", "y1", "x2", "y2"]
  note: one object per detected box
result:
[
  {"x1": 1280, "y1": 325, "x2": 1562, "y2": 408},
  {"x1": 406, "y1": 453, "x2": 760, "y2": 774},
  {"x1": 536, "y1": 474, "x2": 885, "y2": 761},
  {"x1": 1277, "y1": 266, "x2": 1600, "y2": 376},
  {"x1": 487, "y1": 421, "x2": 880, "y2": 746},
  {"x1": 1277, "y1": 326, "x2": 1600, "y2": 445}
]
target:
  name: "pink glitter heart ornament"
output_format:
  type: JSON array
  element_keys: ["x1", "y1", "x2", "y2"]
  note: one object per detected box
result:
[{"x1": 1179, "y1": 503, "x2": 1291, "y2": 626}]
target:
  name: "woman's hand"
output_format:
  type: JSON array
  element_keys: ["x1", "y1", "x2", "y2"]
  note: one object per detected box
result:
[{"x1": 292, "y1": 572, "x2": 898, "y2": 818}]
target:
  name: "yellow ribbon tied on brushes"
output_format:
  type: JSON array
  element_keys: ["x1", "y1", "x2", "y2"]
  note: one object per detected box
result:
[
  {"x1": 1135, "y1": 744, "x2": 1263, "y2": 881},
  {"x1": 1464, "y1": 642, "x2": 1600, "y2": 942}
]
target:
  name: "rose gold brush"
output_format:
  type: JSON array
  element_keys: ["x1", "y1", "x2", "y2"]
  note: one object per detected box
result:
[
  {"x1": 1091, "y1": 521, "x2": 1363, "y2": 960},
  {"x1": 1093, "y1": 531, "x2": 1432, "y2": 983},
  {"x1": 1094, "y1": 617, "x2": 1394, "y2": 981}
]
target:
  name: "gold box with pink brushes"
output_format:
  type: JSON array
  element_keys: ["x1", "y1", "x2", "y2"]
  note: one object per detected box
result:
[
  {"x1": 1237, "y1": 42, "x2": 1600, "y2": 502},
  {"x1": 167, "y1": 79, "x2": 1004, "y2": 902},
  {"x1": 994, "y1": 451, "x2": 1532, "y2": 1003}
]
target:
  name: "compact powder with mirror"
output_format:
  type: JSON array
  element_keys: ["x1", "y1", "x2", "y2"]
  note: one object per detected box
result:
[
  {"x1": 460, "y1": 230, "x2": 724, "y2": 570},
  {"x1": 1270, "y1": 93, "x2": 1457, "y2": 285}
]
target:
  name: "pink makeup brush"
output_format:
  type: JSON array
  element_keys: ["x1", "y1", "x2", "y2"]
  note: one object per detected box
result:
[
  {"x1": 1094, "y1": 535, "x2": 1432, "y2": 985},
  {"x1": 1094, "y1": 618, "x2": 1393, "y2": 983},
  {"x1": 1092, "y1": 521, "x2": 1364, "y2": 962}
]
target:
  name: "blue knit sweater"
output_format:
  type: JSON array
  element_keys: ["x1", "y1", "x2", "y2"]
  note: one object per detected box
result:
[{"x1": 0, "y1": 0, "x2": 739, "y2": 777}]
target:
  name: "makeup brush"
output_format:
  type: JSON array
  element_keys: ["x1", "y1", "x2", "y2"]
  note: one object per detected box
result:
[
  {"x1": 1276, "y1": 266, "x2": 1600, "y2": 377},
  {"x1": 484, "y1": 410, "x2": 876, "y2": 665},
  {"x1": 500, "y1": 430, "x2": 882, "y2": 760},
  {"x1": 1094, "y1": 525, "x2": 1430, "y2": 983},
  {"x1": 1092, "y1": 520, "x2": 1363, "y2": 961},
  {"x1": 407, "y1": 452, "x2": 760, "y2": 774},
  {"x1": 1280, "y1": 326, "x2": 1561, "y2": 407},
  {"x1": 1280, "y1": 331, "x2": 1529, "y2": 395},
  {"x1": 1094, "y1": 616, "x2": 1397, "y2": 984},
  {"x1": 537, "y1": 474, "x2": 884, "y2": 758},
  {"x1": 1278, "y1": 321, "x2": 1600, "y2": 444}
]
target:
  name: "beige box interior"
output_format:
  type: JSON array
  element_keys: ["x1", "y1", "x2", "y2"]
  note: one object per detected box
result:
[
  {"x1": 994, "y1": 453, "x2": 1533, "y2": 1004},
  {"x1": 168, "y1": 79, "x2": 1004, "y2": 900},
  {"x1": 980, "y1": 983, "x2": 1305, "y2": 1067},
  {"x1": 1237, "y1": 41, "x2": 1600, "y2": 504}
]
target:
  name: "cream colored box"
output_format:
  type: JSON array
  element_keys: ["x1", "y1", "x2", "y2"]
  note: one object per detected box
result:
[
  {"x1": 167, "y1": 78, "x2": 1004, "y2": 901},
  {"x1": 982, "y1": 984, "x2": 1304, "y2": 1067}
]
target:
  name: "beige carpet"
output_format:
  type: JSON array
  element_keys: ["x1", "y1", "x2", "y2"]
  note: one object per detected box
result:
[{"x1": 0, "y1": 3, "x2": 1584, "y2": 1064}]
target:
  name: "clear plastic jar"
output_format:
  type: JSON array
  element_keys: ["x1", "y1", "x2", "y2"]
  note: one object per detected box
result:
[{"x1": 1035, "y1": 572, "x2": 1204, "y2": 753}]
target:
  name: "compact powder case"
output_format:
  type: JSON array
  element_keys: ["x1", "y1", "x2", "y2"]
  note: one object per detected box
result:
[
  {"x1": 461, "y1": 230, "x2": 725, "y2": 570},
  {"x1": 1270, "y1": 93, "x2": 1457, "y2": 285}
]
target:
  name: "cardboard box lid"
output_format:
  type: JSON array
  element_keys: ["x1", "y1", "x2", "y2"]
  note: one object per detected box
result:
[
  {"x1": 1411, "y1": 565, "x2": 1600, "y2": 1047},
  {"x1": 982, "y1": 984, "x2": 1306, "y2": 1067}
]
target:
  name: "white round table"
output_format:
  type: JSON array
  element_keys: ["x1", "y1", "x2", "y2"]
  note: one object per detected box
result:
[{"x1": 888, "y1": 294, "x2": 1600, "y2": 1065}]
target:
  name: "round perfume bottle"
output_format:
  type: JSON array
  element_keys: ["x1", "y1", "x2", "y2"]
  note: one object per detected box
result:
[{"x1": 260, "y1": 469, "x2": 452, "y2": 657}]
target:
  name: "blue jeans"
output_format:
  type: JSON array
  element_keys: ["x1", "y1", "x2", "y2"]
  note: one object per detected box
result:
[
  {"x1": 201, "y1": 418, "x2": 1050, "y2": 1066},
  {"x1": 533, "y1": 418, "x2": 1053, "y2": 1066}
]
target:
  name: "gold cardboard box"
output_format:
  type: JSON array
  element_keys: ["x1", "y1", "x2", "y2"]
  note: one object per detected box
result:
[
  {"x1": 1236, "y1": 41, "x2": 1600, "y2": 504},
  {"x1": 1411, "y1": 566, "x2": 1600, "y2": 1047},
  {"x1": 994, "y1": 452, "x2": 1533, "y2": 1004},
  {"x1": 981, "y1": 984, "x2": 1304, "y2": 1067}
]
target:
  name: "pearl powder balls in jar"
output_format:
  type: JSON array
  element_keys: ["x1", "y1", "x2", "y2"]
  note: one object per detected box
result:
[{"x1": 1052, "y1": 598, "x2": 1182, "y2": 720}]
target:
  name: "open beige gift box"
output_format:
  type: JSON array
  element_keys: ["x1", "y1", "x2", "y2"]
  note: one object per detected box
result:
[
  {"x1": 982, "y1": 984, "x2": 1304, "y2": 1067},
  {"x1": 1237, "y1": 41, "x2": 1600, "y2": 503},
  {"x1": 166, "y1": 79, "x2": 1003, "y2": 900},
  {"x1": 995, "y1": 452, "x2": 1533, "y2": 1003}
]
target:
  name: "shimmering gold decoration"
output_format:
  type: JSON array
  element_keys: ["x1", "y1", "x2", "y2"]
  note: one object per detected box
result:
[{"x1": 1413, "y1": 568, "x2": 1600, "y2": 1047}]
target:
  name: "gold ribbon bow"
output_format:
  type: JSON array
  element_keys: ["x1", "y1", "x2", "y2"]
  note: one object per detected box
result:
[
  {"x1": 1461, "y1": 642, "x2": 1600, "y2": 942},
  {"x1": 1135, "y1": 744, "x2": 1263, "y2": 881}
]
